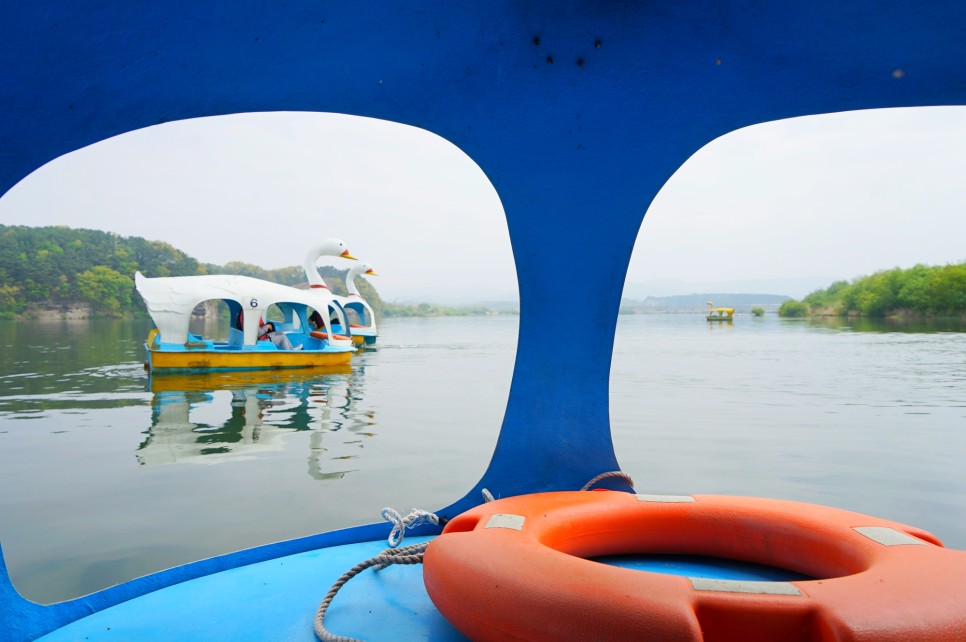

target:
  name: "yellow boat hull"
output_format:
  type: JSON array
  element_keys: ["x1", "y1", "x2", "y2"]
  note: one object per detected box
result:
[{"x1": 147, "y1": 349, "x2": 353, "y2": 372}]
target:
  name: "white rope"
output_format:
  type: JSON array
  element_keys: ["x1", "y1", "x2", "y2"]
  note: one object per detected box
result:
[
  {"x1": 382, "y1": 507, "x2": 439, "y2": 548},
  {"x1": 313, "y1": 480, "x2": 633, "y2": 640},
  {"x1": 313, "y1": 541, "x2": 429, "y2": 642},
  {"x1": 314, "y1": 507, "x2": 440, "y2": 641}
]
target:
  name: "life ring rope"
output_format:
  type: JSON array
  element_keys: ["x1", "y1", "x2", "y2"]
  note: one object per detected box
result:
[
  {"x1": 312, "y1": 507, "x2": 444, "y2": 642},
  {"x1": 313, "y1": 540, "x2": 429, "y2": 642},
  {"x1": 312, "y1": 473, "x2": 632, "y2": 642}
]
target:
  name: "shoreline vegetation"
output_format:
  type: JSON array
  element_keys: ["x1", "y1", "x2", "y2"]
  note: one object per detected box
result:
[
  {"x1": 0, "y1": 224, "x2": 520, "y2": 321},
  {"x1": 777, "y1": 262, "x2": 966, "y2": 319},
  {"x1": 4, "y1": 226, "x2": 964, "y2": 322}
]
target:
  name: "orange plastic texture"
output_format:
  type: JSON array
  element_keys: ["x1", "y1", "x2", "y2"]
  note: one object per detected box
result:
[
  {"x1": 423, "y1": 491, "x2": 966, "y2": 641},
  {"x1": 309, "y1": 331, "x2": 350, "y2": 341}
]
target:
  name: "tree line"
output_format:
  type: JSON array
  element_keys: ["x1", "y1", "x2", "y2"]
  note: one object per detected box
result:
[
  {"x1": 778, "y1": 262, "x2": 966, "y2": 318},
  {"x1": 0, "y1": 225, "x2": 381, "y2": 319},
  {"x1": 381, "y1": 302, "x2": 497, "y2": 317}
]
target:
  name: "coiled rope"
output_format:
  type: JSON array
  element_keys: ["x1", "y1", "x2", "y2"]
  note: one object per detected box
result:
[
  {"x1": 313, "y1": 472, "x2": 634, "y2": 641},
  {"x1": 313, "y1": 540, "x2": 429, "y2": 642},
  {"x1": 313, "y1": 507, "x2": 439, "y2": 642}
]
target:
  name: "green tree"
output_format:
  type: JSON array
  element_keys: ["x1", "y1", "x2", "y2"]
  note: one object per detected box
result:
[
  {"x1": 211, "y1": 261, "x2": 270, "y2": 280},
  {"x1": 270, "y1": 265, "x2": 307, "y2": 286},
  {"x1": 0, "y1": 224, "x2": 387, "y2": 318},
  {"x1": 75, "y1": 266, "x2": 134, "y2": 314},
  {"x1": 895, "y1": 264, "x2": 931, "y2": 311},
  {"x1": 931, "y1": 263, "x2": 966, "y2": 313},
  {"x1": 0, "y1": 282, "x2": 24, "y2": 316},
  {"x1": 777, "y1": 300, "x2": 808, "y2": 318},
  {"x1": 804, "y1": 280, "x2": 849, "y2": 311}
]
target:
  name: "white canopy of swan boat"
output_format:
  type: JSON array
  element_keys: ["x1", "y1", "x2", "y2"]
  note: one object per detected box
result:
[{"x1": 135, "y1": 271, "x2": 355, "y2": 372}]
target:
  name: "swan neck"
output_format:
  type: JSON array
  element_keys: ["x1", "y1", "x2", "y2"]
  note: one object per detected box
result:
[
  {"x1": 303, "y1": 249, "x2": 325, "y2": 285},
  {"x1": 346, "y1": 272, "x2": 361, "y2": 296}
]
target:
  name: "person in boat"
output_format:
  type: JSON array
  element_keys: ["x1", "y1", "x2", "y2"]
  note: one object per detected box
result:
[
  {"x1": 258, "y1": 319, "x2": 302, "y2": 350},
  {"x1": 309, "y1": 310, "x2": 324, "y2": 330}
]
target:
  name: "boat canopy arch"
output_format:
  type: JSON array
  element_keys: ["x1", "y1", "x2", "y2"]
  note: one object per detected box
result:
[
  {"x1": 343, "y1": 300, "x2": 369, "y2": 326},
  {"x1": 135, "y1": 272, "x2": 345, "y2": 346}
]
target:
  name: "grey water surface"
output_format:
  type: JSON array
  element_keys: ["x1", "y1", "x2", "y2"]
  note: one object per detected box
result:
[{"x1": 0, "y1": 313, "x2": 963, "y2": 604}]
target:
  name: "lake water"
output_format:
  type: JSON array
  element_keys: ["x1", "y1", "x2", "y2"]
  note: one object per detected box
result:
[{"x1": 0, "y1": 314, "x2": 963, "y2": 604}]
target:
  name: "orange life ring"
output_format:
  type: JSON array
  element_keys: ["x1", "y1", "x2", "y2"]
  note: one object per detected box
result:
[
  {"x1": 309, "y1": 331, "x2": 350, "y2": 341},
  {"x1": 423, "y1": 491, "x2": 966, "y2": 641}
]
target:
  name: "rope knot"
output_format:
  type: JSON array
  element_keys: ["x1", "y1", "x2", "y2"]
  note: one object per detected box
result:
[{"x1": 381, "y1": 507, "x2": 439, "y2": 548}]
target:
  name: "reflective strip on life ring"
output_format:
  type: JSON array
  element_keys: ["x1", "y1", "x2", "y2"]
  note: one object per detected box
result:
[
  {"x1": 309, "y1": 331, "x2": 350, "y2": 341},
  {"x1": 423, "y1": 491, "x2": 966, "y2": 641}
]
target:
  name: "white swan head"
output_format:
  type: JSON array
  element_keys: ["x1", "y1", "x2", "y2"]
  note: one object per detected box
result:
[
  {"x1": 303, "y1": 239, "x2": 356, "y2": 288},
  {"x1": 346, "y1": 262, "x2": 377, "y2": 296},
  {"x1": 348, "y1": 262, "x2": 378, "y2": 278}
]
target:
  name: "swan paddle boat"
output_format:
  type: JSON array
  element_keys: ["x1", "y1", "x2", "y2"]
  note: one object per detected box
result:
[
  {"x1": 135, "y1": 272, "x2": 355, "y2": 372},
  {"x1": 333, "y1": 262, "x2": 379, "y2": 346},
  {"x1": 300, "y1": 239, "x2": 375, "y2": 346},
  {"x1": 706, "y1": 301, "x2": 735, "y2": 322},
  {"x1": 3, "y1": 3, "x2": 966, "y2": 641}
]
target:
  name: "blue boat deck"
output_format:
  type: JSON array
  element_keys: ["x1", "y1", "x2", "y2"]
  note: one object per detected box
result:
[
  {"x1": 37, "y1": 536, "x2": 464, "y2": 642},
  {"x1": 35, "y1": 533, "x2": 810, "y2": 641}
]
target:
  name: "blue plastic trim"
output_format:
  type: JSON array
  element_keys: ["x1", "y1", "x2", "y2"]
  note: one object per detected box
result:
[
  {"x1": 32, "y1": 537, "x2": 465, "y2": 642},
  {"x1": 1, "y1": 523, "x2": 423, "y2": 640},
  {"x1": 3, "y1": 2, "x2": 966, "y2": 639}
]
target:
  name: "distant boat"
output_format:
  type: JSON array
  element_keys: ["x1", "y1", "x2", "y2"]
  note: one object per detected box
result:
[
  {"x1": 135, "y1": 271, "x2": 355, "y2": 373},
  {"x1": 706, "y1": 301, "x2": 735, "y2": 322}
]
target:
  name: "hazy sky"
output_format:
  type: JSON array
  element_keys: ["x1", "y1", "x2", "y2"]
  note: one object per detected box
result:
[
  {"x1": 1, "y1": 107, "x2": 964, "y2": 301},
  {"x1": 634, "y1": 106, "x2": 966, "y2": 297}
]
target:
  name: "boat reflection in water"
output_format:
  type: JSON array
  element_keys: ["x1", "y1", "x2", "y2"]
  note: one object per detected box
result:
[{"x1": 138, "y1": 366, "x2": 374, "y2": 480}]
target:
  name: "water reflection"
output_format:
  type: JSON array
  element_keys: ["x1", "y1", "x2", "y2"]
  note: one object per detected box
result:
[
  {"x1": 705, "y1": 319, "x2": 734, "y2": 333},
  {"x1": 796, "y1": 316, "x2": 966, "y2": 333},
  {"x1": 139, "y1": 366, "x2": 377, "y2": 480}
]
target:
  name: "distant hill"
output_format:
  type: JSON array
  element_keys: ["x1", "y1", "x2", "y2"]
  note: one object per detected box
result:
[
  {"x1": 622, "y1": 292, "x2": 791, "y2": 313},
  {"x1": 622, "y1": 277, "x2": 835, "y2": 301},
  {"x1": 388, "y1": 285, "x2": 518, "y2": 307},
  {"x1": 0, "y1": 225, "x2": 507, "y2": 319},
  {"x1": 0, "y1": 225, "x2": 383, "y2": 319}
]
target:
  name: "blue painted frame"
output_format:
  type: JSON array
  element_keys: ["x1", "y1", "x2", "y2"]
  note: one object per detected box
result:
[{"x1": 3, "y1": 2, "x2": 965, "y2": 638}]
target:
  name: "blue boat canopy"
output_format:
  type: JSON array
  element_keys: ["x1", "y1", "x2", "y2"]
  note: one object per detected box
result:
[{"x1": 3, "y1": 2, "x2": 966, "y2": 638}]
